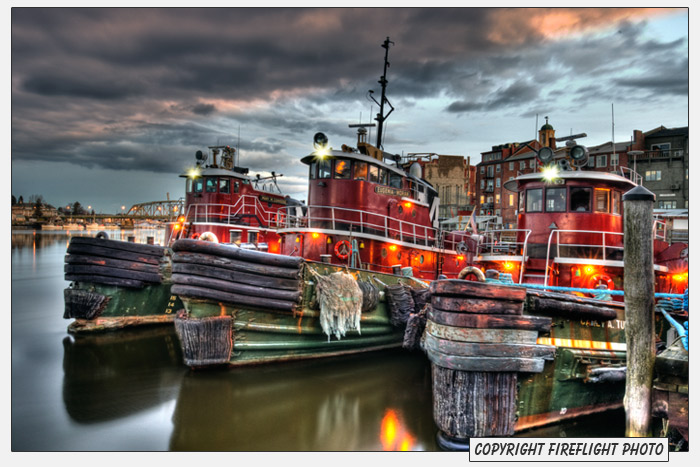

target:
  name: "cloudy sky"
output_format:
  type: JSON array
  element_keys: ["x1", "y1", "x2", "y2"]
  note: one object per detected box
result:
[{"x1": 10, "y1": 7, "x2": 689, "y2": 213}]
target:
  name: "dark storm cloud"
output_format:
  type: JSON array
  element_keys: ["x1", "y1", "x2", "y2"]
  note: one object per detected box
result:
[{"x1": 11, "y1": 7, "x2": 687, "y2": 176}]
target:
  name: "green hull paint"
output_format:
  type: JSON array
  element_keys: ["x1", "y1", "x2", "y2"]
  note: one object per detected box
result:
[
  {"x1": 179, "y1": 262, "x2": 423, "y2": 366},
  {"x1": 67, "y1": 281, "x2": 183, "y2": 332}
]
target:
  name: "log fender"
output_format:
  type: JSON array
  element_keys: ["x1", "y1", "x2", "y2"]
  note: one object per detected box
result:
[
  {"x1": 432, "y1": 366, "x2": 518, "y2": 438},
  {"x1": 171, "y1": 273, "x2": 301, "y2": 303},
  {"x1": 69, "y1": 236, "x2": 165, "y2": 257},
  {"x1": 528, "y1": 296, "x2": 618, "y2": 321},
  {"x1": 172, "y1": 238, "x2": 303, "y2": 269},
  {"x1": 64, "y1": 288, "x2": 110, "y2": 320},
  {"x1": 172, "y1": 284, "x2": 298, "y2": 312},
  {"x1": 424, "y1": 333, "x2": 556, "y2": 360},
  {"x1": 174, "y1": 312, "x2": 233, "y2": 367},
  {"x1": 431, "y1": 296, "x2": 523, "y2": 315},
  {"x1": 430, "y1": 279, "x2": 526, "y2": 302},
  {"x1": 428, "y1": 309, "x2": 551, "y2": 332},
  {"x1": 171, "y1": 251, "x2": 301, "y2": 280},
  {"x1": 426, "y1": 349, "x2": 546, "y2": 373}
]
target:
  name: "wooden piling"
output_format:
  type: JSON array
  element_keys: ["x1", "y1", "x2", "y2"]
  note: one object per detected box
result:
[{"x1": 622, "y1": 185, "x2": 656, "y2": 437}]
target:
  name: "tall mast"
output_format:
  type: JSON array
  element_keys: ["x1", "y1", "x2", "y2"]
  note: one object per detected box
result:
[{"x1": 370, "y1": 37, "x2": 395, "y2": 150}]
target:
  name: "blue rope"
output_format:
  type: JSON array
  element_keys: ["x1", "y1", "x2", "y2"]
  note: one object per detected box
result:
[{"x1": 496, "y1": 282, "x2": 684, "y2": 300}]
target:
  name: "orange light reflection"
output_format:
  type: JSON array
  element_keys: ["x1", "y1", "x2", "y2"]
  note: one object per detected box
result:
[{"x1": 380, "y1": 409, "x2": 415, "y2": 451}]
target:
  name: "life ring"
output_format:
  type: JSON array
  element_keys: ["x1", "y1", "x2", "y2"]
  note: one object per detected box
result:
[
  {"x1": 95, "y1": 231, "x2": 108, "y2": 239},
  {"x1": 198, "y1": 231, "x2": 219, "y2": 243},
  {"x1": 458, "y1": 266, "x2": 485, "y2": 282},
  {"x1": 588, "y1": 274, "x2": 614, "y2": 291},
  {"x1": 334, "y1": 240, "x2": 352, "y2": 260}
]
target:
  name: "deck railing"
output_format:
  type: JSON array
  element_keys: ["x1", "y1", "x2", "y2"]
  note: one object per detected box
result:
[
  {"x1": 544, "y1": 229, "x2": 625, "y2": 285},
  {"x1": 280, "y1": 204, "x2": 441, "y2": 248},
  {"x1": 473, "y1": 229, "x2": 532, "y2": 283},
  {"x1": 179, "y1": 196, "x2": 286, "y2": 231}
]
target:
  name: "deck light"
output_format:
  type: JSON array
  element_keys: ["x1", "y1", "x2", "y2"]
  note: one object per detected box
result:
[
  {"x1": 504, "y1": 262, "x2": 514, "y2": 270},
  {"x1": 389, "y1": 245, "x2": 397, "y2": 251},
  {"x1": 312, "y1": 232, "x2": 320, "y2": 239},
  {"x1": 584, "y1": 265, "x2": 595, "y2": 275},
  {"x1": 403, "y1": 202, "x2": 412, "y2": 208},
  {"x1": 541, "y1": 165, "x2": 560, "y2": 182},
  {"x1": 178, "y1": 216, "x2": 186, "y2": 223}
]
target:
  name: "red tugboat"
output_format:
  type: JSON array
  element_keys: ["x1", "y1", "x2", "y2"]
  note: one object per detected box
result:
[
  {"x1": 167, "y1": 144, "x2": 293, "y2": 252},
  {"x1": 277, "y1": 39, "x2": 473, "y2": 281},
  {"x1": 473, "y1": 145, "x2": 688, "y2": 295}
]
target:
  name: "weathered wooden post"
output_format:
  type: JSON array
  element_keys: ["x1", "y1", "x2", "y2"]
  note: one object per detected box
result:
[{"x1": 622, "y1": 185, "x2": 656, "y2": 437}]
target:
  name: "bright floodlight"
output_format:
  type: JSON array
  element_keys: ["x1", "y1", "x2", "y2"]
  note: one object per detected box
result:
[{"x1": 541, "y1": 165, "x2": 560, "y2": 182}]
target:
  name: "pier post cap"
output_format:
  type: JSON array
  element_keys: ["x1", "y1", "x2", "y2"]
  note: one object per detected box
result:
[{"x1": 622, "y1": 185, "x2": 656, "y2": 202}]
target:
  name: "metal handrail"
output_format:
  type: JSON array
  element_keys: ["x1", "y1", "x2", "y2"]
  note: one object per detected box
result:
[
  {"x1": 280, "y1": 204, "x2": 440, "y2": 249},
  {"x1": 544, "y1": 229, "x2": 625, "y2": 285},
  {"x1": 474, "y1": 229, "x2": 531, "y2": 283}
]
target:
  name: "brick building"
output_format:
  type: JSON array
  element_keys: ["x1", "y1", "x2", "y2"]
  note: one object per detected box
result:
[{"x1": 409, "y1": 154, "x2": 476, "y2": 220}]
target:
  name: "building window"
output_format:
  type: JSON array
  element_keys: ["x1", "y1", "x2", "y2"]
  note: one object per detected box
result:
[
  {"x1": 545, "y1": 187, "x2": 566, "y2": 212},
  {"x1": 487, "y1": 165, "x2": 494, "y2": 177},
  {"x1": 480, "y1": 195, "x2": 485, "y2": 204},
  {"x1": 480, "y1": 166, "x2": 485, "y2": 174},
  {"x1": 588, "y1": 157, "x2": 595, "y2": 168},
  {"x1": 659, "y1": 200, "x2": 677, "y2": 209},
  {"x1": 509, "y1": 162, "x2": 514, "y2": 171},
  {"x1": 645, "y1": 170, "x2": 662, "y2": 181},
  {"x1": 611, "y1": 153, "x2": 619, "y2": 167},
  {"x1": 496, "y1": 178, "x2": 501, "y2": 188},
  {"x1": 520, "y1": 161, "x2": 526, "y2": 170},
  {"x1": 596, "y1": 155, "x2": 607, "y2": 168},
  {"x1": 529, "y1": 159, "x2": 536, "y2": 169},
  {"x1": 495, "y1": 209, "x2": 501, "y2": 216},
  {"x1": 495, "y1": 193, "x2": 500, "y2": 204},
  {"x1": 509, "y1": 194, "x2": 514, "y2": 206},
  {"x1": 496, "y1": 164, "x2": 501, "y2": 173},
  {"x1": 480, "y1": 179, "x2": 485, "y2": 189}
]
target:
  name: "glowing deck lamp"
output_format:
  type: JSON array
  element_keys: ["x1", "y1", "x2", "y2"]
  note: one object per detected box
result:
[
  {"x1": 389, "y1": 245, "x2": 398, "y2": 252},
  {"x1": 312, "y1": 232, "x2": 320, "y2": 239},
  {"x1": 541, "y1": 165, "x2": 560, "y2": 182},
  {"x1": 403, "y1": 202, "x2": 412, "y2": 208},
  {"x1": 188, "y1": 168, "x2": 201, "y2": 178}
]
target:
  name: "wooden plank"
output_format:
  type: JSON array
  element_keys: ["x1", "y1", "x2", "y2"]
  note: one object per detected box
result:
[
  {"x1": 172, "y1": 238, "x2": 303, "y2": 268},
  {"x1": 425, "y1": 321, "x2": 538, "y2": 344},
  {"x1": 528, "y1": 296, "x2": 618, "y2": 321},
  {"x1": 430, "y1": 279, "x2": 526, "y2": 301},
  {"x1": 427, "y1": 349, "x2": 545, "y2": 372},
  {"x1": 431, "y1": 296, "x2": 523, "y2": 315},
  {"x1": 428, "y1": 309, "x2": 551, "y2": 331},
  {"x1": 423, "y1": 333, "x2": 556, "y2": 359}
]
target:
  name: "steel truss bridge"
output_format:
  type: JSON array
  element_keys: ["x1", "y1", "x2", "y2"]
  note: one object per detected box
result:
[{"x1": 125, "y1": 199, "x2": 184, "y2": 219}]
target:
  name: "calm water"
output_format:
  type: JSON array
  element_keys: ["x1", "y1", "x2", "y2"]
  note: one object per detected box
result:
[{"x1": 11, "y1": 230, "x2": 624, "y2": 452}]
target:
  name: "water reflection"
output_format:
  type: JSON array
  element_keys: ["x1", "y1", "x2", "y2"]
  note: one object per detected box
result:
[
  {"x1": 62, "y1": 326, "x2": 185, "y2": 424},
  {"x1": 168, "y1": 350, "x2": 435, "y2": 451}
]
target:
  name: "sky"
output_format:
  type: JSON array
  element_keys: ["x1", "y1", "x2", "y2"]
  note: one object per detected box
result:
[{"x1": 9, "y1": 6, "x2": 690, "y2": 214}]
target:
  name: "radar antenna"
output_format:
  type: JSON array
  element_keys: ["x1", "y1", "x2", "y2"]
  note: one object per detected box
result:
[{"x1": 368, "y1": 37, "x2": 395, "y2": 150}]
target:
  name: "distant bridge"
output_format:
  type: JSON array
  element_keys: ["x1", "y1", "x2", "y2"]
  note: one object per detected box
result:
[{"x1": 125, "y1": 199, "x2": 184, "y2": 219}]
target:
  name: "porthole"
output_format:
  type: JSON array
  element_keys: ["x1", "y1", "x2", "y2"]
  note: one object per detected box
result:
[
  {"x1": 381, "y1": 248, "x2": 388, "y2": 258},
  {"x1": 419, "y1": 255, "x2": 424, "y2": 264}
]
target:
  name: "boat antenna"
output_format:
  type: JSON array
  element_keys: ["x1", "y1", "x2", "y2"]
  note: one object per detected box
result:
[{"x1": 368, "y1": 37, "x2": 395, "y2": 150}]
